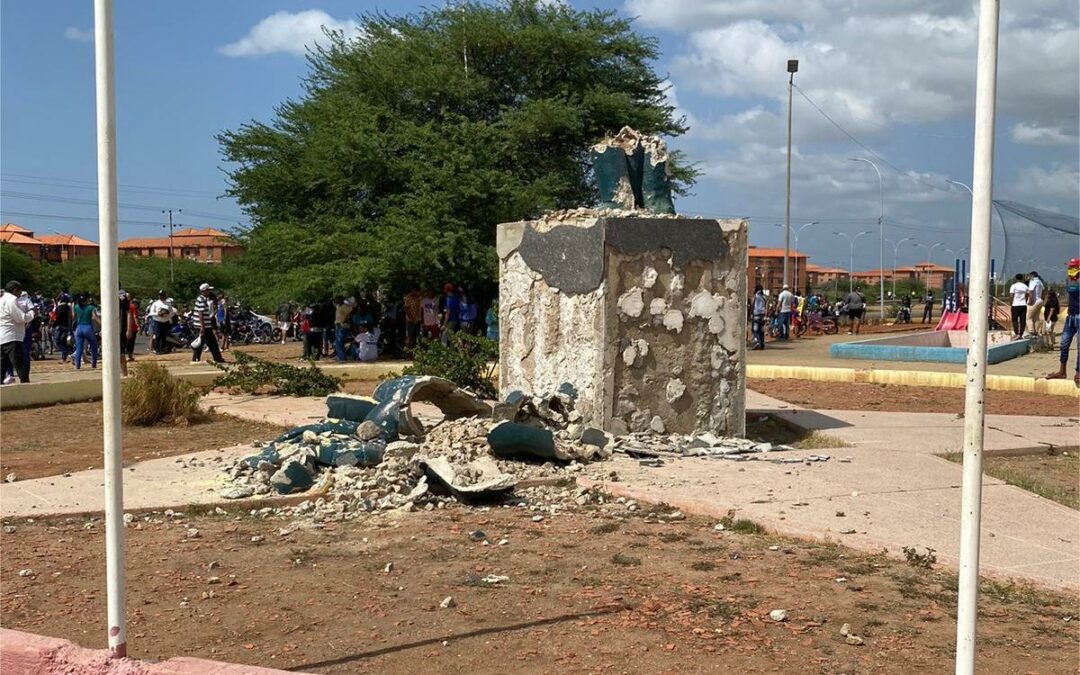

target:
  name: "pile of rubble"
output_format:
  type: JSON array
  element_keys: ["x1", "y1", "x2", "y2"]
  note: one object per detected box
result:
[{"x1": 614, "y1": 432, "x2": 811, "y2": 466}]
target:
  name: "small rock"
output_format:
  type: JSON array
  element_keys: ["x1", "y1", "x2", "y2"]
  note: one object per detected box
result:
[
  {"x1": 356, "y1": 421, "x2": 382, "y2": 441},
  {"x1": 5, "y1": 473, "x2": 17, "y2": 483},
  {"x1": 250, "y1": 535, "x2": 265, "y2": 543},
  {"x1": 439, "y1": 596, "x2": 456, "y2": 609},
  {"x1": 649, "y1": 416, "x2": 666, "y2": 434},
  {"x1": 17, "y1": 569, "x2": 33, "y2": 577},
  {"x1": 769, "y1": 609, "x2": 789, "y2": 622},
  {"x1": 713, "y1": 523, "x2": 725, "y2": 531},
  {"x1": 384, "y1": 562, "x2": 394, "y2": 573},
  {"x1": 835, "y1": 511, "x2": 845, "y2": 517},
  {"x1": 481, "y1": 574, "x2": 509, "y2": 584},
  {"x1": 208, "y1": 561, "x2": 220, "y2": 570},
  {"x1": 122, "y1": 513, "x2": 135, "y2": 524},
  {"x1": 186, "y1": 528, "x2": 201, "y2": 539},
  {"x1": 845, "y1": 635, "x2": 865, "y2": 646},
  {"x1": 531, "y1": 515, "x2": 544, "y2": 523},
  {"x1": 768, "y1": 545, "x2": 780, "y2": 551},
  {"x1": 840, "y1": 623, "x2": 852, "y2": 636},
  {"x1": 497, "y1": 538, "x2": 509, "y2": 546},
  {"x1": 219, "y1": 486, "x2": 255, "y2": 500},
  {"x1": 839, "y1": 528, "x2": 856, "y2": 535},
  {"x1": 207, "y1": 576, "x2": 221, "y2": 585},
  {"x1": 468, "y1": 530, "x2": 487, "y2": 542},
  {"x1": 3, "y1": 525, "x2": 16, "y2": 534}
]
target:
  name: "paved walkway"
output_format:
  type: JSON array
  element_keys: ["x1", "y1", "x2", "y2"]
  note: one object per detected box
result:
[{"x1": 584, "y1": 390, "x2": 1080, "y2": 591}]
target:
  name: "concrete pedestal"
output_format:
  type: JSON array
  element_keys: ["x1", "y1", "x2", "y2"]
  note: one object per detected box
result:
[{"x1": 497, "y1": 214, "x2": 748, "y2": 436}]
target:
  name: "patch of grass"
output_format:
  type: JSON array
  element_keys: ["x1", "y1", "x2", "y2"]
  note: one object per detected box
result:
[
  {"x1": 800, "y1": 543, "x2": 844, "y2": 567},
  {"x1": 121, "y1": 362, "x2": 201, "y2": 426},
  {"x1": 589, "y1": 521, "x2": 620, "y2": 534},
  {"x1": 611, "y1": 553, "x2": 642, "y2": 567},
  {"x1": 717, "y1": 512, "x2": 765, "y2": 535},
  {"x1": 793, "y1": 431, "x2": 851, "y2": 449},
  {"x1": 658, "y1": 531, "x2": 688, "y2": 543},
  {"x1": 902, "y1": 546, "x2": 937, "y2": 569},
  {"x1": 690, "y1": 560, "x2": 717, "y2": 572},
  {"x1": 941, "y1": 451, "x2": 1079, "y2": 510},
  {"x1": 687, "y1": 597, "x2": 744, "y2": 620},
  {"x1": 980, "y1": 579, "x2": 1077, "y2": 612}
]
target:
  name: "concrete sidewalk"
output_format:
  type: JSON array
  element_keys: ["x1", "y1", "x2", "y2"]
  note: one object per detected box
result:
[{"x1": 583, "y1": 390, "x2": 1079, "y2": 591}]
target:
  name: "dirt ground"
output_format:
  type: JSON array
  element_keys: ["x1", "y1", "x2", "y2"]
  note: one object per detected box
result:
[
  {"x1": 749, "y1": 378, "x2": 1080, "y2": 418},
  {"x1": 1, "y1": 505, "x2": 1075, "y2": 674},
  {"x1": 0, "y1": 402, "x2": 284, "y2": 481},
  {"x1": 943, "y1": 451, "x2": 1079, "y2": 511}
]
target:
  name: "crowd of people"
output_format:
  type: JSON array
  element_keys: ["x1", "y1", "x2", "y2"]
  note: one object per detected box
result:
[
  {"x1": 748, "y1": 283, "x2": 870, "y2": 349},
  {"x1": 276, "y1": 283, "x2": 499, "y2": 363}
]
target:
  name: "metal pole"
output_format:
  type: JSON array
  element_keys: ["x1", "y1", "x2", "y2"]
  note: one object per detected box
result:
[
  {"x1": 784, "y1": 67, "x2": 795, "y2": 289},
  {"x1": 850, "y1": 158, "x2": 885, "y2": 320},
  {"x1": 956, "y1": 0, "x2": 1000, "y2": 670},
  {"x1": 94, "y1": 0, "x2": 126, "y2": 659},
  {"x1": 793, "y1": 221, "x2": 819, "y2": 294}
]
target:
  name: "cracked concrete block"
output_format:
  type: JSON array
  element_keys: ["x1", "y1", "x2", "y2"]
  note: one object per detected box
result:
[{"x1": 498, "y1": 215, "x2": 746, "y2": 436}]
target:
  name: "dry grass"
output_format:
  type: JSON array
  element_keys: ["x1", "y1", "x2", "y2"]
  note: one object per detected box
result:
[{"x1": 121, "y1": 362, "x2": 201, "y2": 426}]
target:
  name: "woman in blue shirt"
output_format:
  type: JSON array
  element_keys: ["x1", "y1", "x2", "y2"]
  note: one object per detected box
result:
[{"x1": 72, "y1": 295, "x2": 99, "y2": 370}]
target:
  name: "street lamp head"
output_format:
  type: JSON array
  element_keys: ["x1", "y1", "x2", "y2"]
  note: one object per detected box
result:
[{"x1": 787, "y1": 59, "x2": 799, "y2": 73}]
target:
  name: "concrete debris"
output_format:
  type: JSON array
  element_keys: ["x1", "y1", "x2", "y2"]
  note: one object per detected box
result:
[
  {"x1": 18, "y1": 569, "x2": 33, "y2": 577},
  {"x1": 769, "y1": 609, "x2": 789, "y2": 622},
  {"x1": 440, "y1": 596, "x2": 456, "y2": 609}
]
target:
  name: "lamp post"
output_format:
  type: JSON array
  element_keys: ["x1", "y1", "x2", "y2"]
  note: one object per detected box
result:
[
  {"x1": 774, "y1": 221, "x2": 819, "y2": 292},
  {"x1": 850, "y1": 157, "x2": 885, "y2": 321},
  {"x1": 913, "y1": 241, "x2": 947, "y2": 290},
  {"x1": 783, "y1": 58, "x2": 799, "y2": 289},
  {"x1": 834, "y1": 230, "x2": 872, "y2": 292},
  {"x1": 884, "y1": 236, "x2": 914, "y2": 298}
]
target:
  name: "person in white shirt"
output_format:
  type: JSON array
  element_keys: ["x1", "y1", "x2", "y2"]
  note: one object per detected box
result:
[
  {"x1": 147, "y1": 289, "x2": 175, "y2": 354},
  {"x1": 776, "y1": 284, "x2": 794, "y2": 340},
  {"x1": 0, "y1": 280, "x2": 35, "y2": 384},
  {"x1": 1008, "y1": 273, "x2": 1030, "y2": 338},
  {"x1": 1025, "y1": 271, "x2": 1045, "y2": 338}
]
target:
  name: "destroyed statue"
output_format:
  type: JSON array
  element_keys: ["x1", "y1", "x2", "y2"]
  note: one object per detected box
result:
[{"x1": 590, "y1": 126, "x2": 675, "y2": 214}]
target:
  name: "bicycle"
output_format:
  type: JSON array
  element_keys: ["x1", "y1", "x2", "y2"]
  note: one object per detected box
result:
[{"x1": 796, "y1": 311, "x2": 839, "y2": 337}]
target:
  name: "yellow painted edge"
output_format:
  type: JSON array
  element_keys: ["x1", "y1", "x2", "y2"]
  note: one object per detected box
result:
[{"x1": 746, "y1": 364, "x2": 1079, "y2": 398}]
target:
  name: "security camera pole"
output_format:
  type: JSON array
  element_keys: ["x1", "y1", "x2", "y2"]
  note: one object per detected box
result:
[
  {"x1": 94, "y1": 0, "x2": 127, "y2": 658},
  {"x1": 783, "y1": 58, "x2": 798, "y2": 289}
]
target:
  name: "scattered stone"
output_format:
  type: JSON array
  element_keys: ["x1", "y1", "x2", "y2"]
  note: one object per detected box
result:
[
  {"x1": 186, "y1": 528, "x2": 201, "y2": 539},
  {"x1": 17, "y1": 569, "x2": 33, "y2": 577},
  {"x1": 250, "y1": 535, "x2": 265, "y2": 543},
  {"x1": 208, "y1": 561, "x2": 220, "y2": 570},
  {"x1": 5, "y1": 473, "x2": 17, "y2": 483},
  {"x1": 665, "y1": 378, "x2": 686, "y2": 403},
  {"x1": 481, "y1": 575, "x2": 509, "y2": 584},
  {"x1": 219, "y1": 486, "x2": 255, "y2": 500},
  {"x1": 207, "y1": 576, "x2": 221, "y2": 585},
  {"x1": 839, "y1": 528, "x2": 856, "y2": 535},
  {"x1": 713, "y1": 523, "x2": 725, "y2": 531},
  {"x1": 769, "y1": 609, "x2": 789, "y2": 622},
  {"x1": 532, "y1": 515, "x2": 544, "y2": 522},
  {"x1": 468, "y1": 530, "x2": 487, "y2": 542},
  {"x1": 835, "y1": 511, "x2": 845, "y2": 517},
  {"x1": 840, "y1": 623, "x2": 851, "y2": 636},
  {"x1": 439, "y1": 596, "x2": 456, "y2": 609},
  {"x1": 845, "y1": 635, "x2": 865, "y2": 646},
  {"x1": 384, "y1": 562, "x2": 394, "y2": 573},
  {"x1": 649, "y1": 416, "x2": 666, "y2": 434},
  {"x1": 356, "y1": 420, "x2": 382, "y2": 441},
  {"x1": 3, "y1": 525, "x2": 16, "y2": 535}
]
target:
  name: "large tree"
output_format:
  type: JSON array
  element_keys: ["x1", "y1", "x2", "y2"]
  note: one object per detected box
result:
[{"x1": 219, "y1": 0, "x2": 695, "y2": 308}]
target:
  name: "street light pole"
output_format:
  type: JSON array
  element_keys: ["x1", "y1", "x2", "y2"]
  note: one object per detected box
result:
[
  {"x1": 885, "y1": 236, "x2": 913, "y2": 298},
  {"x1": 850, "y1": 157, "x2": 885, "y2": 321},
  {"x1": 162, "y1": 208, "x2": 180, "y2": 285},
  {"x1": 793, "y1": 220, "x2": 819, "y2": 293},
  {"x1": 784, "y1": 59, "x2": 799, "y2": 290},
  {"x1": 834, "y1": 230, "x2": 872, "y2": 293}
]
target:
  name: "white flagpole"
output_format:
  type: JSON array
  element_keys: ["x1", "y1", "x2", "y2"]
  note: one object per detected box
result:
[
  {"x1": 93, "y1": 0, "x2": 127, "y2": 658},
  {"x1": 955, "y1": 0, "x2": 1000, "y2": 672}
]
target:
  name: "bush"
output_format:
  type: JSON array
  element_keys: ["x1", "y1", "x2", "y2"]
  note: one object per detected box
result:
[
  {"x1": 401, "y1": 333, "x2": 498, "y2": 399},
  {"x1": 212, "y1": 351, "x2": 341, "y2": 397},
  {"x1": 121, "y1": 362, "x2": 202, "y2": 426}
]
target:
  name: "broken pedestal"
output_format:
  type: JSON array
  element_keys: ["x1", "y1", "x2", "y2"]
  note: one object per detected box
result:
[{"x1": 497, "y1": 214, "x2": 748, "y2": 436}]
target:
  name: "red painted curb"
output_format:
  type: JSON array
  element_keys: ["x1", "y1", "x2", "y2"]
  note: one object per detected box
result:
[{"x1": 0, "y1": 629, "x2": 306, "y2": 674}]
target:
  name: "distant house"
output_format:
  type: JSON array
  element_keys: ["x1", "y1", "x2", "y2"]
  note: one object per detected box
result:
[
  {"x1": 39, "y1": 233, "x2": 100, "y2": 263},
  {"x1": 118, "y1": 227, "x2": 243, "y2": 263},
  {"x1": 852, "y1": 262, "x2": 955, "y2": 290},
  {"x1": 0, "y1": 223, "x2": 47, "y2": 261},
  {"x1": 748, "y1": 246, "x2": 809, "y2": 293}
]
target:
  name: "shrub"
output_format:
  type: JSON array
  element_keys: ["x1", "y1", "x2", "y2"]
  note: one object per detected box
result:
[
  {"x1": 212, "y1": 351, "x2": 341, "y2": 397},
  {"x1": 121, "y1": 362, "x2": 201, "y2": 426},
  {"x1": 401, "y1": 333, "x2": 498, "y2": 398}
]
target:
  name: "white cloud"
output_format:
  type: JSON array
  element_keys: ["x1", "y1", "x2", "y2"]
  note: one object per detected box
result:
[
  {"x1": 63, "y1": 27, "x2": 93, "y2": 43},
  {"x1": 1011, "y1": 122, "x2": 1080, "y2": 147},
  {"x1": 220, "y1": 10, "x2": 363, "y2": 58},
  {"x1": 1013, "y1": 164, "x2": 1080, "y2": 199}
]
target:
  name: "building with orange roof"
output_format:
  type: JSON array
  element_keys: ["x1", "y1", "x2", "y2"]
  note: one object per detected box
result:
[
  {"x1": 747, "y1": 246, "x2": 809, "y2": 294},
  {"x1": 118, "y1": 227, "x2": 243, "y2": 263},
  {"x1": 852, "y1": 262, "x2": 955, "y2": 290},
  {"x1": 38, "y1": 233, "x2": 99, "y2": 263},
  {"x1": 804, "y1": 263, "x2": 848, "y2": 289},
  {"x1": 1, "y1": 223, "x2": 47, "y2": 261}
]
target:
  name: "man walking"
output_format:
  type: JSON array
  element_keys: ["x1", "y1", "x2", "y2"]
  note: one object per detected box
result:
[
  {"x1": 921, "y1": 290, "x2": 935, "y2": 324},
  {"x1": 0, "y1": 281, "x2": 35, "y2": 384},
  {"x1": 276, "y1": 300, "x2": 293, "y2": 344},
  {"x1": 191, "y1": 283, "x2": 224, "y2": 364},
  {"x1": 148, "y1": 290, "x2": 175, "y2": 354},
  {"x1": 844, "y1": 287, "x2": 866, "y2": 335},
  {"x1": 750, "y1": 284, "x2": 767, "y2": 350},
  {"x1": 333, "y1": 295, "x2": 353, "y2": 362},
  {"x1": 777, "y1": 284, "x2": 794, "y2": 340},
  {"x1": 1046, "y1": 258, "x2": 1079, "y2": 386},
  {"x1": 1024, "y1": 270, "x2": 1045, "y2": 339},
  {"x1": 53, "y1": 292, "x2": 73, "y2": 362}
]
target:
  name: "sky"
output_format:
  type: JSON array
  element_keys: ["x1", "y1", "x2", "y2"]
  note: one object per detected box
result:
[{"x1": 2, "y1": 0, "x2": 1077, "y2": 276}]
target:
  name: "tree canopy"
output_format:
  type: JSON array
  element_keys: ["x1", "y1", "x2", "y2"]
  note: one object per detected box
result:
[{"x1": 219, "y1": 0, "x2": 694, "y2": 308}]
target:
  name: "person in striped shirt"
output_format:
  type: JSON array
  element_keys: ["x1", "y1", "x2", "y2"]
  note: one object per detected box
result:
[{"x1": 191, "y1": 283, "x2": 225, "y2": 364}]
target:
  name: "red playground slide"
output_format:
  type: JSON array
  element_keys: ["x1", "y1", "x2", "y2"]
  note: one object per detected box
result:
[{"x1": 935, "y1": 310, "x2": 968, "y2": 331}]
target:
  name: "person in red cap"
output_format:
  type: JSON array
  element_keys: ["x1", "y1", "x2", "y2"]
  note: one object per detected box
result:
[{"x1": 1046, "y1": 257, "x2": 1079, "y2": 385}]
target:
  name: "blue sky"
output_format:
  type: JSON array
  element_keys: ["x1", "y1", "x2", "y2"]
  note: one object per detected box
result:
[{"x1": 2, "y1": 0, "x2": 1077, "y2": 276}]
